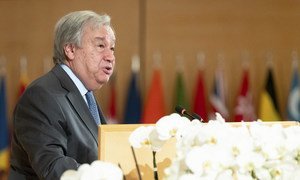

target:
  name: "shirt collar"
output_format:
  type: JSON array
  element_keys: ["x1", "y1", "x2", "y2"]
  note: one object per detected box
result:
[{"x1": 60, "y1": 64, "x2": 88, "y2": 96}]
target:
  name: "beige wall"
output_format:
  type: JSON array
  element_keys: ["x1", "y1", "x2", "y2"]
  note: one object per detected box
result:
[
  {"x1": 0, "y1": 0, "x2": 140, "y2": 122},
  {"x1": 1, "y1": 0, "x2": 299, "y2": 123},
  {"x1": 145, "y1": 0, "x2": 300, "y2": 120}
]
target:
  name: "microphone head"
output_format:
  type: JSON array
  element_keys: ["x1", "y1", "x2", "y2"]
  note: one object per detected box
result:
[
  {"x1": 175, "y1": 105, "x2": 185, "y2": 115},
  {"x1": 192, "y1": 113, "x2": 201, "y2": 120},
  {"x1": 175, "y1": 105, "x2": 204, "y2": 122}
]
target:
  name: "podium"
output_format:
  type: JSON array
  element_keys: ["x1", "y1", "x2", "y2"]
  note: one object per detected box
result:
[
  {"x1": 98, "y1": 121, "x2": 299, "y2": 179},
  {"x1": 99, "y1": 124, "x2": 175, "y2": 179}
]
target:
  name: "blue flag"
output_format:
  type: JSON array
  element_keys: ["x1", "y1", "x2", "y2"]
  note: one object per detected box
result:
[
  {"x1": 209, "y1": 69, "x2": 229, "y2": 120},
  {"x1": 287, "y1": 67, "x2": 300, "y2": 121},
  {"x1": 0, "y1": 75, "x2": 9, "y2": 170},
  {"x1": 124, "y1": 72, "x2": 142, "y2": 124}
]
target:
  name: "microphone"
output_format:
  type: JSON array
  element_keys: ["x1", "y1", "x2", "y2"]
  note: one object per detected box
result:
[{"x1": 175, "y1": 105, "x2": 203, "y2": 122}]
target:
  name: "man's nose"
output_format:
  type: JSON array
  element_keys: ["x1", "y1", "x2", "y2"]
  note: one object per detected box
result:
[{"x1": 104, "y1": 49, "x2": 115, "y2": 63}]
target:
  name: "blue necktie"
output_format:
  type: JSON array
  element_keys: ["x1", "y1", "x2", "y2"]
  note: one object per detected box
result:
[{"x1": 86, "y1": 91, "x2": 101, "y2": 125}]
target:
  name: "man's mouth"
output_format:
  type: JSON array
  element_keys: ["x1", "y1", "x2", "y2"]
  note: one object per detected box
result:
[{"x1": 103, "y1": 66, "x2": 113, "y2": 75}]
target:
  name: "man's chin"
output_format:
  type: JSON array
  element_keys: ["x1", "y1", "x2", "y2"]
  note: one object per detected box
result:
[{"x1": 97, "y1": 78, "x2": 109, "y2": 85}]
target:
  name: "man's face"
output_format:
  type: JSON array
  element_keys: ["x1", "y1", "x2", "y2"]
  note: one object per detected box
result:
[{"x1": 69, "y1": 24, "x2": 116, "y2": 91}]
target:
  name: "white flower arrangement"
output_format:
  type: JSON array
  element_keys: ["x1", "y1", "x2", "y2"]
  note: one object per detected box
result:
[
  {"x1": 129, "y1": 113, "x2": 300, "y2": 180},
  {"x1": 60, "y1": 160, "x2": 123, "y2": 180}
]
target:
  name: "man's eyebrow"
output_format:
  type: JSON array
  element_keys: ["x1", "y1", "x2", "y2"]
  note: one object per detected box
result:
[
  {"x1": 94, "y1": 37, "x2": 105, "y2": 41},
  {"x1": 94, "y1": 36, "x2": 115, "y2": 46}
]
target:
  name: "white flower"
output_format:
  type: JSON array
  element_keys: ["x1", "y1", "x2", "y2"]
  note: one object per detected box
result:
[
  {"x1": 249, "y1": 123, "x2": 287, "y2": 160},
  {"x1": 175, "y1": 120, "x2": 203, "y2": 158},
  {"x1": 128, "y1": 113, "x2": 300, "y2": 179},
  {"x1": 60, "y1": 170, "x2": 80, "y2": 180},
  {"x1": 236, "y1": 151, "x2": 266, "y2": 173},
  {"x1": 178, "y1": 174, "x2": 200, "y2": 180},
  {"x1": 163, "y1": 113, "x2": 300, "y2": 179},
  {"x1": 156, "y1": 113, "x2": 190, "y2": 141},
  {"x1": 148, "y1": 127, "x2": 167, "y2": 152},
  {"x1": 129, "y1": 126, "x2": 155, "y2": 148},
  {"x1": 284, "y1": 126, "x2": 300, "y2": 151},
  {"x1": 129, "y1": 125, "x2": 167, "y2": 152},
  {"x1": 60, "y1": 161, "x2": 122, "y2": 180},
  {"x1": 254, "y1": 168, "x2": 272, "y2": 180},
  {"x1": 185, "y1": 145, "x2": 228, "y2": 175},
  {"x1": 215, "y1": 169, "x2": 235, "y2": 180},
  {"x1": 234, "y1": 172, "x2": 253, "y2": 180}
]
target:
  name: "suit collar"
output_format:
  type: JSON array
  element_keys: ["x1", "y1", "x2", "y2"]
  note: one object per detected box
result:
[{"x1": 60, "y1": 64, "x2": 88, "y2": 97}]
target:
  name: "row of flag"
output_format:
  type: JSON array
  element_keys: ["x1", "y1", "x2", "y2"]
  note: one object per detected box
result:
[
  {"x1": 0, "y1": 56, "x2": 299, "y2": 173},
  {"x1": 106, "y1": 58, "x2": 300, "y2": 124}
]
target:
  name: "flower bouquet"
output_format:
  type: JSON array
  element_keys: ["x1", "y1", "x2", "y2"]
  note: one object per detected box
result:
[
  {"x1": 60, "y1": 160, "x2": 123, "y2": 180},
  {"x1": 129, "y1": 113, "x2": 300, "y2": 180}
]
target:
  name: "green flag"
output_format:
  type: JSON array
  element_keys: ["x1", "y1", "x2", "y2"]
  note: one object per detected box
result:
[{"x1": 174, "y1": 72, "x2": 188, "y2": 110}]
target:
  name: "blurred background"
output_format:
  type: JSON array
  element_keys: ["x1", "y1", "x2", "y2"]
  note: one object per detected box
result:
[{"x1": 1, "y1": 0, "x2": 300, "y2": 177}]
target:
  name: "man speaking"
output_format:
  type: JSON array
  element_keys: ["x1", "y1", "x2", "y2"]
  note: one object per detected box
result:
[{"x1": 9, "y1": 10, "x2": 116, "y2": 180}]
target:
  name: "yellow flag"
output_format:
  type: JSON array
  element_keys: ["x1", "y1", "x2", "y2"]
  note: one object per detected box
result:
[
  {"x1": 259, "y1": 91, "x2": 281, "y2": 121},
  {"x1": 258, "y1": 68, "x2": 281, "y2": 121}
]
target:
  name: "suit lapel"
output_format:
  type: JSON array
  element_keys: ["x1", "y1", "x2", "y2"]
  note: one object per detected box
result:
[
  {"x1": 52, "y1": 65, "x2": 99, "y2": 144},
  {"x1": 67, "y1": 92, "x2": 98, "y2": 144}
]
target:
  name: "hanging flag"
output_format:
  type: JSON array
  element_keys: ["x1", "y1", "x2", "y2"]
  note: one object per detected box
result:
[
  {"x1": 209, "y1": 69, "x2": 229, "y2": 120},
  {"x1": 106, "y1": 74, "x2": 118, "y2": 124},
  {"x1": 142, "y1": 69, "x2": 166, "y2": 123},
  {"x1": 193, "y1": 69, "x2": 208, "y2": 122},
  {"x1": 124, "y1": 72, "x2": 142, "y2": 124},
  {"x1": 258, "y1": 67, "x2": 281, "y2": 121},
  {"x1": 0, "y1": 75, "x2": 9, "y2": 172},
  {"x1": 18, "y1": 56, "x2": 29, "y2": 97},
  {"x1": 286, "y1": 64, "x2": 300, "y2": 121},
  {"x1": 124, "y1": 55, "x2": 142, "y2": 124},
  {"x1": 174, "y1": 71, "x2": 188, "y2": 111},
  {"x1": 234, "y1": 69, "x2": 256, "y2": 122}
]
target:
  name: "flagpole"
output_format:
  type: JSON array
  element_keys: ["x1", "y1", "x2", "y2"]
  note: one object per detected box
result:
[
  {"x1": 196, "y1": 52, "x2": 205, "y2": 70},
  {"x1": 0, "y1": 56, "x2": 6, "y2": 76}
]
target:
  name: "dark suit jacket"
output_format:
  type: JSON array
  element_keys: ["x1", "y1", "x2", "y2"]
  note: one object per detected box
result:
[{"x1": 9, "y1": 65, "x2": 106, "y2": 180}]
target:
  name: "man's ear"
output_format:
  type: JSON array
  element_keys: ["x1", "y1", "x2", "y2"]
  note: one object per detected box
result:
[{"x1": 64, "y1": 44, "x2": 76, "y2": 60}]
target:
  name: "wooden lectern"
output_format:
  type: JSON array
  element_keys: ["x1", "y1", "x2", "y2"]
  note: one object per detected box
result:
[
  {"x1": 99, "y1": 124, "x2": 175, "y2": 180},
  {"x1": 98, "y1": 121, "x2": 299, "y2": 180}
]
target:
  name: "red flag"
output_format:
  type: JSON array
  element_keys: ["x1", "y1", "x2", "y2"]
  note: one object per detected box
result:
[
  {"x1": 106, "y1": 75, "x2": 118, "y2": 124},
  {"x1": 18, "y1": 77, "x2": 28, "y2": 97},
  {"x1": 234, "y1": 69, "x2": 256, "y2": 122},
  {"x1": 142, "y1": 69, "x2": 166, "y2": 123},
  {"x1": 193, "y1": 70, "x2": 208, "y2": 122}
]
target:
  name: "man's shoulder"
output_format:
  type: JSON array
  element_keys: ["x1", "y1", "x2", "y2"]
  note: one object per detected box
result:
[{"x1": 27, "y1": 70, "x2": 60, "y2": 90}]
